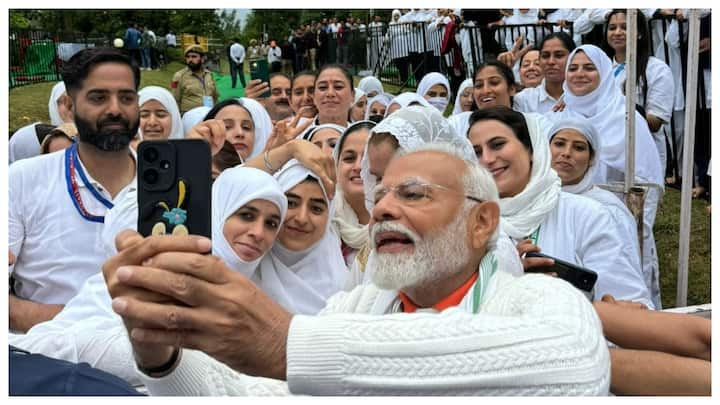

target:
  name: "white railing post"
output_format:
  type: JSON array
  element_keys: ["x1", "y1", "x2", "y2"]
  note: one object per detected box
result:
[
  {"x1": 676, "y1": 9, "x2": 701, "y2": 307},
  {"x1": 624, "y1": 8, "x2": 638, "y2": 193}
]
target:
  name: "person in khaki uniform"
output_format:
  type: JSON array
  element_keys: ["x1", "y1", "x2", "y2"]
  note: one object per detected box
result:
[{"x1": 171, "y1": 44, "x2": 219, "y2": 114}]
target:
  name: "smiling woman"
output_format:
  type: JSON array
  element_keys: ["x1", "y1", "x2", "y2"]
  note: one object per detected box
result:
[
  {"x1": 254, "y1": 159, "x2": 348, "y2": 315},
  {"x1": 138, "y1": 86, "x2": 183, "y2": 140},
  {"x1": 202, "y1": 97, "x2": 272, "y2": 161}
]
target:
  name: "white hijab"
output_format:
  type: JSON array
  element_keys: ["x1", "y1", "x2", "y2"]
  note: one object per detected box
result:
[
  {"x1": 8, "y1": 123, "x2": 43, "y2": 164},
  {"x1": 331, "y1": 121, "x2": 375, "y2": 249},
  {"x1": 384, "y1": 92, "x2": 433, "y2": 117},
  {"x1": 358, "y1": 76, "x2": 385, "y2": 96},
  {"x1": 138, "y1": 86, "x2": 184, "y2": 140},
  {"x1": 353, "y1": 88, "x2": 366, "y2": 105},
  {"x1": 416, "y1": 72, "x2": 450, "y2": 98},
  {"x1": 236, "y1": 97, "x2": 273, "y2": 159},
  {"x1": 499, "y1": 112, "x2": 562, "y2": 240},
  {"x1": 364, "y1": 93, "x2": 393, "y2": 120},
  {"x1": 48, "y1": 81, "x2": 68, "y2": 126},
  {"x1": 212, "y1": 166, "x2": 288, "y2": 277},
  {"x1": 360, "y1": 105, "x2": 476, "y2": 212},
  {"x1": 301, "y1": 123, "x2": 345, "y2": 141},
  {"x1": 557, "y1": 44, "x2": 663, "y2": 187},
  {"x1": 548, "y1": 113, "x2": 603, "y2": 194},
  {"x1": 452, "y1": 78, "x2": 474, "y2": 115},
  {"x1": 181, "y1": 106, "x2": 211, "y2": 136},
  {"x1": 391, "y1": 9, "x2": 401, "y2": 24},
  {"x1": 259, "y1": 159, "x2": 348, "y2": 315}
]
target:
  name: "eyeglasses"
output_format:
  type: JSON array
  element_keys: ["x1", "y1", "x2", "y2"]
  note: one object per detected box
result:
[{"x1": 369, "y1": 179, "x2": 483, "y2": 207}]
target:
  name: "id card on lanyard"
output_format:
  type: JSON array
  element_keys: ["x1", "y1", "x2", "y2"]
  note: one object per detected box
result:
[{"x1": 195, "y1": 73, "x2": 213, "y2": 107}]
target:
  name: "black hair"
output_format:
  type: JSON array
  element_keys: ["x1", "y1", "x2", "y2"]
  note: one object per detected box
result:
[
  {"x1": 317, "y1": 63, "x2": 353, "y2": 89},
  {"x1": 336, "y1": 120, "x2": 376, "y2": 156},
  {"x1": 291, "y1": 70, "x2": 317, "y2": 89},
  {"x1": 61, "y1": 47, "x2": 140, "y2": 95},
  {"x1": 203, "y1": 98, "x2": 247, "y2": 121},
  {"x1": 601, "y1": 9, "x2": 651, "y2": 110},
  {"x1": 268, "y1": 72, "x2": 291, "y2": 84},
  {"x1": 472, "y1": 60, "x2": 517, "y2": 107},
  {"x1": 518, "y1": 47, "x2": 540, "y2": 66},
  {"x1": 539, "y1": 31, "x2": 576, "y2": 54},
  {"x1": 468, "y1": 106, "x2": 533, "y2": 154},
  {"x1": 212, "y1": 140, "x2": 243, "y2": 174}
]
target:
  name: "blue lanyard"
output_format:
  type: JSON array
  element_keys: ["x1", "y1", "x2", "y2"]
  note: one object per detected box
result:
[
  {"x1": 613, "y1": 63, "x2": 625, "y2": 78},
  {"x1": 64, "y1": 144, "x2": 114, "y2": 223}
]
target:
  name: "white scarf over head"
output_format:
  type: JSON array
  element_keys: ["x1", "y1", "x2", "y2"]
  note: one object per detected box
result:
[
  {"x1": 384, "y1": 92, "x2": 433, "y2": 117},
  {"x1": 499, "y1": 112, "x2": 561, "y2": 239},
  {"x1": 358, "y1": 76, "x2": 385, "y2": 96},
  {"x1": 559, "y1": 44, "x2": 663, "y2": 186},
  {"x1": 236, "y1": 97, "x2": 273, "y2": 159},
  {"x1": 48, "y1": 81, "x2": 68, "y2": 126},
  {"x1": 259, "y1": 159, "x2": 348, "y2": 314},
  {"x1": 138, "y1": 86, "x2": 184, "y2": 140},
  {"x1": 364, "y1": 93, "x2": 393, "y2": 120},
  {"x1": 360, "y1": 105, "x2": 476, "y2": 212},
  {"x1": 331, "y1": 121, "x2": 376, "y2": 249},
  {"x1": 301, "y1": 123, "x2": 346, "y2": 141},
  {"x1": 548, "y1": 113, "x2": 603, "y2": 194},
  {"x1": 181, "y1": 106, "x2": 211, "y2": 136},
  {"x1": 452, "y1": 78, "x2": 474, "y2": 115},
  {"x1": 211, "y1": 166, "x2": 287, "y2": 277},
  {"x1": 353, "y1": 88, "x2": 366, "y2": 106},
  {"x1": 416, "y1": 72, "x2": 450, "y2": 98},
  {"x1": 9, "y1": 123, "x2": 42, "y2": 164}
]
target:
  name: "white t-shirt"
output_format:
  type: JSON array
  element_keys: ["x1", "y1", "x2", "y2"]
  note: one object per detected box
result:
[
  {"x1": 513, "y1": 80, "x2": 561, "y2": 114},
  {"x1": 229, "y1": 43, "x2": 246, "y2": 64},
  {"x1": 267, "y1": 47, "x2": 282, "y2": 64},
  {"x1": 612, "y1": 56, "x2": 674, "y2": 124},
  {"x1": 8, "y1": 148, "x2": 136, "y2": 305}
]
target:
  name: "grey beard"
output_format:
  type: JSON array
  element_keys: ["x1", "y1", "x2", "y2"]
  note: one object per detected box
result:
[{"x1": 369, "y1": 204, "x2": 472, "y2": 291}]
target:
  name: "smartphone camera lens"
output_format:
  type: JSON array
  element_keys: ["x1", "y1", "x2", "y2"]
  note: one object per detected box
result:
[
  {"x1": 143, "y1": 147, "x2": 159, "y2": 163},
  {"x1": 159, "y1": 160, "x2": 171, "y2": 170},
  {"x1": 143, "y1": 168, "x2": 159, "y2": 185}
]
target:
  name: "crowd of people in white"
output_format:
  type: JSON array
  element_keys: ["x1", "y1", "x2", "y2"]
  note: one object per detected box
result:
[{"x1": 7, "y1": 8, "x2": 711, "y2": 396}]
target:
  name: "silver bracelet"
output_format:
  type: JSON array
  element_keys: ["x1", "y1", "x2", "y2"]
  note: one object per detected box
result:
[{"x1": 263, "y1": 150, "x2": 275, "y2": 172}]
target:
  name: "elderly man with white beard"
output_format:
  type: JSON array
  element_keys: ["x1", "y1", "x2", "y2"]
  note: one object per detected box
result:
[{"x1": 104, "y1": 143, "x2": 610, "y2": 396}]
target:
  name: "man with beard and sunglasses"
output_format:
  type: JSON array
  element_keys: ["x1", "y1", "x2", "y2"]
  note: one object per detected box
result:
[
  {"x1": 171, "y1": 44, "x2": 219, "y2": 115},
  {"x1": 103, "y1": 142, "x2": 609, "y2": 395},
  {"x1": 8, "y1": 47, "x2": 141, "y2": 333}
]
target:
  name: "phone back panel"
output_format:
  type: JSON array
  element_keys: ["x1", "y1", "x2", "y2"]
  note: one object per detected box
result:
[{"x1": 137, "y1": 139, "x2": 211, "y2": 238}]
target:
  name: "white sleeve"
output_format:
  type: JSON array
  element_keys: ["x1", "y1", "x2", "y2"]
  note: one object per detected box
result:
[
  {"x1": 286, "y1": 274, "x2": 610, "y2": 395},
  {"x1": 573, "y1": 8, "x2": 610, "y2": 36},
  {"x1": 512, "y1": 89, "x2": 532, "y2": 113},
  {"x1": 8, "y1": 162, "x2": 27, "y2": 276},
  {"x1": 138, "y1": 349, "x2": 291, "y2": 396},
  {"x1": 574, "y1": 200, "x2": 653, "y2": 308},
  {"x1": 644, "y1": 59, "x2": 675, "y2": 122}
]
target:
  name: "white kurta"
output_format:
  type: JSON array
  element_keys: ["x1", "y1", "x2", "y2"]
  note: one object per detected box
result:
[
  {"x1": 528, "y1": 192, "x2": 652, "y2": 308},
  {"x1": 513, "y1": 80, "x2": 561, "y2": 114},
  {"x1": 136, "y1": 271, "x2": 610, "y2": 396}
]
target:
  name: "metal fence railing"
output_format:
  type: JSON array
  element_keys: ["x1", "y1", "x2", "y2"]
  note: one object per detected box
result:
[{"x1": 368, "y1": 22, "x2": 573, "y2": 91}]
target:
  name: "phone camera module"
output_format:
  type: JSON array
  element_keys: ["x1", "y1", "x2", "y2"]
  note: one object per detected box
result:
[
  {"x1": 143, "y1": 147, "x2": 159, "y2": 163},
  {"x1": 143, "y1": 168, "x2": 159, "y2": 185}
]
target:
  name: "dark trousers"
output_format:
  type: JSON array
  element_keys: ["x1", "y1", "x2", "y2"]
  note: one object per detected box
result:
[
  {"x1": 229, "y1": 61, "x2": 246, "y2": 88},
  {"x1": 694, "y1": 107, "x2": 711, "y2": 197},
  {"x1": 270, "y1": 61, "x2": 282, "y2": 73},
  {"x1": 394, "y1": 56, "x2": 410, "y2": 85},
  {"x1": 409, "y1": 52, "x2": 424, "y2": 84}
]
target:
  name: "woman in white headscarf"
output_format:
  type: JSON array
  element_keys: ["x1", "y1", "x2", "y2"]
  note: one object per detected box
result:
[
  {"x1": 301, "y1": 123, "x2": 345, "y2": 156},
  {"x1": 416, "y1": 72, "x2": 451, "y2": 114},
  {"x1": 201, "y1": 98, "x2": 272, "y2": 161},
  {"x1": 212, "y1": 166, "x2": 288, "y2": 281},
  {"x1": 467, "y1": 106, "x2": 652, "y2": 308},
  {"x1": 331, "y1": 121, "x2": 375, "y2": 267},
  {"x1": 48, "y1": 81, "x2": 73, "y2": 127},
  {"x1": 364, "y1": 93, "x2": 393, "y2": 123},
  {"x1": 548, "y1": 114, "x2": 647, "y2": 295},
  {"x1": 9, "y1": 123, "x2": 44, "y2": 164},
  {"x1": 181, "y1": 106, "x2": 211, "y2": 136},
  {"x1": 349, "y1": 88, "x2": 367, "y2": 122},
  {"x1": 452, "y1": 78, "x2": 475, "y2": 115},
  {"x1": 384, "y1": 92, "x2": 432, "y2": 117},
  {"x1": 551, "y1": 44, "x2": 663, "y2": 308},
  {"x1": 259, "y1": 159, "x2": 348, "y2": 314},
  {"x1": 357, "y1": 76, "x2": 384, "y2": 98},
  {"x1": 137, "y1": 86, "x2": 184, "y2": 140}
]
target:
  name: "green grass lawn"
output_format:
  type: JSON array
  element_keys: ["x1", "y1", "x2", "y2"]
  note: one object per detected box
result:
[{"x1": 8, "y1": 73, "x2": 711, "y2": 309}]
